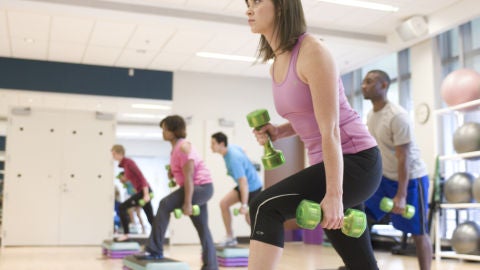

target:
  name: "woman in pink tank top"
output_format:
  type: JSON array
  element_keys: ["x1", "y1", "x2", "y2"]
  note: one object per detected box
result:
[
  {"x1": 245, "y1": 1, "x2": 382, "y2": 270},
  {"x1": 135, "y1": 115, "x2": 218, "y2": 270}
]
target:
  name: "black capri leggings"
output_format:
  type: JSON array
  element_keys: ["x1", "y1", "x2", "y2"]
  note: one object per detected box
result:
[{"x1": 249, "y1": 146, "x2": 382, "y2": 270}]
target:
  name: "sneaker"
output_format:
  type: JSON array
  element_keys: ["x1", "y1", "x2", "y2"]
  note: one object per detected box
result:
[
  {"x1": 134, "y1": 251, "x2": 164, "y2": 260},
  {"x1": 114, "y1": 234, "x2": 129, "y2": 242},
  {"x1": 216, "y1": 236, "x2": 238, "y2": 247}
]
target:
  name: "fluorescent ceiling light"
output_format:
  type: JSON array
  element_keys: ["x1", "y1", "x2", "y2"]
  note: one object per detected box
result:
[
  {"x1": 316, "y1": 0, "x2": 399, "y2": 12},
  {"x1": 131, "y1": 103, "x2": 171, "y2": 110},
  {"x1": 121, "y1": 113, "x2": 165, "y2": 119},
  {"x1": 144, "y1": 133, "x2": 163, "y2": 138},
  {"x1": 196, "y1": 52, "x2": 257, "y2": 62}
]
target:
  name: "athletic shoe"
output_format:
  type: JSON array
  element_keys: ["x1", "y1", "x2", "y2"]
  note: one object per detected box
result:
[{"x1": 216, "y1": 236, "x2": 238, "y2": 247}]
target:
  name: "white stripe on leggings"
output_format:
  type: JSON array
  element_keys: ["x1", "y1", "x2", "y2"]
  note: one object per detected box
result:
[{"x1": 251, "y1": 193, "x2": 301, "y2": 238}]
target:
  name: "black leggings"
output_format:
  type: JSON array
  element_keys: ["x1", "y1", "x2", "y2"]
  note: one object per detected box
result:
[
  {"x1": 249, "y1": 147, "x2": 382, "y2": 270},
  {"x1": 119, "y1": 188, "x2": 154, "y2": 234}
]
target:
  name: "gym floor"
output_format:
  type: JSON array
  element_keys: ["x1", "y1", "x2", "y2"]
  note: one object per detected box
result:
[{"x1": 0, "y1": 243, "x2": 478, "y2": 270}]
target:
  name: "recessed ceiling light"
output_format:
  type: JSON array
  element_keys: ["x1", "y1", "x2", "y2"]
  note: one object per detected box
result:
[
  {"x1": 316, "y1": 0, "x2": 399, "y2": 12},
  {"x1": 24, "y1": 37, "x2": 35, "y2": 43}
]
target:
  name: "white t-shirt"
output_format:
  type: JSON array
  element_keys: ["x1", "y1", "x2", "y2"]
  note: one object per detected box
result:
[{"x1": 367, "y1": 102, "x2": 427, "y2": 181}]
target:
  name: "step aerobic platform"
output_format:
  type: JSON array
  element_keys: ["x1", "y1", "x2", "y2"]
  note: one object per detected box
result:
[
  {"x1": 123, "y1": 255, "x2": 190, "y2": 270},
  {"x1": 102, "y1": 240, "x2": 141, "y2": 259},
  {"x1": 215, "y1": 246, "x2": 249, "y2": 257},
  {"x1": 216, "y1": 246, "x2": 249, "y2": 267}
]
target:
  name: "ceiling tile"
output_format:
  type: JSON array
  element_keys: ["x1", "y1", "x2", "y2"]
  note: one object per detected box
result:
[
  {"x1": 126, "y1": 25, "x2": 176, "y2": 51},
  {"x1": 0, "y1": 10, "x2": 10, "y2": 56},
  {"x1": 116, "y1": 48, "x2": 158, "y2": 69},
  {"x1": 185, "y1": 0, "x2": 231, "y2": 11},
  {"x1": 48, "y1": 42, "x2": 85, "y2": 63},
  {"x1": 82, "y1": 45, "x2": 122, "y2": 66},
  {"x1": 161, "y1": 30, "x2": 214, "y2": 54},
  {"x1": 149, "y1": 52, "x2": 191, "y2": 70},
  {"x1": 89, "y1": 21, "x2": 136, "y2": 47},
  {"x1": 10, "y1": 37, "x2": 48, "y2": 60},
  {"x1": 201, "y1": 31, "x2": 252, "y2": 54},
  {"x1": 50, "y1": 16, "x2": 95, "y2": 43},
  {"x1": 0, "y1": 39, "x2": 10, "y2": 57},
  {"x1": 8, "y1": 11, "x2": 50, "y2": 41},
  {"x1": 0, "y1": 9, "x2": 8, "y2": 36},
  {"x1": 305, "y1": 3, "x2": 355, "y2": 26}
]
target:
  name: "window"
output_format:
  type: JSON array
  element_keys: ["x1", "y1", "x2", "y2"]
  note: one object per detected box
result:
[{"x1": 341, "y1": 49, "x2": 411, "y2": 121}]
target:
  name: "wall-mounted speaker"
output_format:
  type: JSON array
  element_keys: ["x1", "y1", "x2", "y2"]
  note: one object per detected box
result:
[{"x1": 395, "y1": 16, "x2": 429, "y2": 41}]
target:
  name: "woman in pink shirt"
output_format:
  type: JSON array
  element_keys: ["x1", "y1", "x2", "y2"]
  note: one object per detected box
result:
[
  {"x1": 135, "y1": 115, "x2": 218, "y2": 270},
  {"x1": 245, "y1": 1, "x2": 382, "y2": 270}
]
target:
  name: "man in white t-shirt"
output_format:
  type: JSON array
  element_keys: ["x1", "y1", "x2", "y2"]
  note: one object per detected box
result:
[{"x1": 361, "y1": 70, "x2": 432, "y2": 270}]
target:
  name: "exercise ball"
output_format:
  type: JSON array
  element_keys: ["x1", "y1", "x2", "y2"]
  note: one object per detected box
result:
[
  {"x1": 473, "y1": 177, "x2": 480, "y2": 202},
  {"x1": 451, "y1": 221, "x2": 480, "y2": 254},
  {"x1": 441, "y1": 68, "x2": 480, "y2": 107},
  {"x1": 444, "y1": 172, "x2": 474, "y2": 203},
  {"x1": 453, "y1": 122, "x2": 480, "y2": 154}
]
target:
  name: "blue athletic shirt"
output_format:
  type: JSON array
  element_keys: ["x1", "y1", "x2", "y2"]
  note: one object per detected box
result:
[{"x1": 224, "y1": 145, "x2": 262, "y2": 191}]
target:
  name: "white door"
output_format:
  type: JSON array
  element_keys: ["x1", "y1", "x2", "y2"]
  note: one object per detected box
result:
[
  {"x1": 3, "y1": 109, "x2": 64, "y2": 245},
  {"x1": 59, "y1": 111, "x2": 114, "y2": 245}
]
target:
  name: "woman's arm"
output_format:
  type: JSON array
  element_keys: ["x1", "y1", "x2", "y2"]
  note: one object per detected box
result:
[
  {"x1": 298, "y1": 35, "x2": 344, "y2": 230},
  {"x1": 180, "y1": 142, "x2": 195, "y2": 215},
  {"x1": 253, "y1": 122, "x2": 295, "y2": 145}
]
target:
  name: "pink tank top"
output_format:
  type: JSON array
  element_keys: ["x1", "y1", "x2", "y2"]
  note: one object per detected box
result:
[
  {"x1": 170, "y1": 139, "x2": 212, "y2": 186},
  {"x1": 272, "y1": 33, "x2": 376, "y2": 165}
]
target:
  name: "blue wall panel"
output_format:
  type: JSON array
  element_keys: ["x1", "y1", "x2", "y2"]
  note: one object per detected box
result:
[{"x1": 0, "y1": 57, "x2": 173, "y2": 100}]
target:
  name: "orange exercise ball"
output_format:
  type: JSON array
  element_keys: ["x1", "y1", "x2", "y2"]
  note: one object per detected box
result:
[{"x1": 441, "y1": 68, "x2": 480, "y2": 107}]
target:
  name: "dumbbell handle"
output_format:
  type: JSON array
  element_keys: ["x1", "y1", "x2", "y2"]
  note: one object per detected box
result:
[
  {"x1": 138, "y1": 192, "x2": 154, "y2": 207},
  {"x1": 165, "y1": 164, "x2": 177, "y2": 187},
  {"x1": 296, "y1": 199, "x2": 366, "y2": 238},
  {"x1": 233, "y1": 206, "x2": 249, "y2": 216},
  {"x1": 174, "y1": 204, "x2": 200, "y2": 219},
  {"x1": 380, "y1": 197, "x2": 415, "y2": 219}
]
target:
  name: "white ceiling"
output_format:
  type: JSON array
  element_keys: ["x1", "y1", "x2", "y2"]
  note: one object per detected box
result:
[{"x1": 0, "y1": 0, "x2": 475, "y2": 79}]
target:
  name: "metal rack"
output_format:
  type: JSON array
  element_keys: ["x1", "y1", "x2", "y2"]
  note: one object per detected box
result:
[{"x1": 433, "y1": 99, "x2": 480, "y2": 262}]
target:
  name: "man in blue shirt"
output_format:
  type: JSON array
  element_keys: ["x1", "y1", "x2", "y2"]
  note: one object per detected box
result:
[{"x1": 211, "y1": 132, "x2": 263, "y2": 247}]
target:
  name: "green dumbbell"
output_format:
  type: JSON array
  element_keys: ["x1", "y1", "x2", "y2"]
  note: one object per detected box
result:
[
  {"x1": 233, "y1": 206, "x2": 249, "y2": 216},
  {"x1": 138, "y1": 192, "x2": 154, "y2": 207},
  {"x1": 165, "y1": 165, "x2": 176, "y2": 188},
  {"x1": 173, "y1": 204, "x2": 200, "y2": 219},
  {"x1": 380, "y1": 197, "x2": 415, "y2": 219},
  {"x1": 246, "y1": 109, "x2": 285, "y2": 170},
  {"x1": 295, "y1": 199, "x2": 367, "y2": 238}
]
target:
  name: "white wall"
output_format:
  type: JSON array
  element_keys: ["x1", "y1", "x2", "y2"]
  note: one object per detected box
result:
[{"x1": 410, "y1": 39, "x2": 443, "y2": 177}]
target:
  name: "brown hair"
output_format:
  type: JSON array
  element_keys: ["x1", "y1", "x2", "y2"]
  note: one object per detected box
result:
[
  {"x1": 111, "y1": 144, "x2": 125, "y2": 155},
  {"x1": 249, "y1": 0, "x2": 306, "y2": 62},
  {"x1": 159, "y1": 115, "x2": 187, "y2": 139}
]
